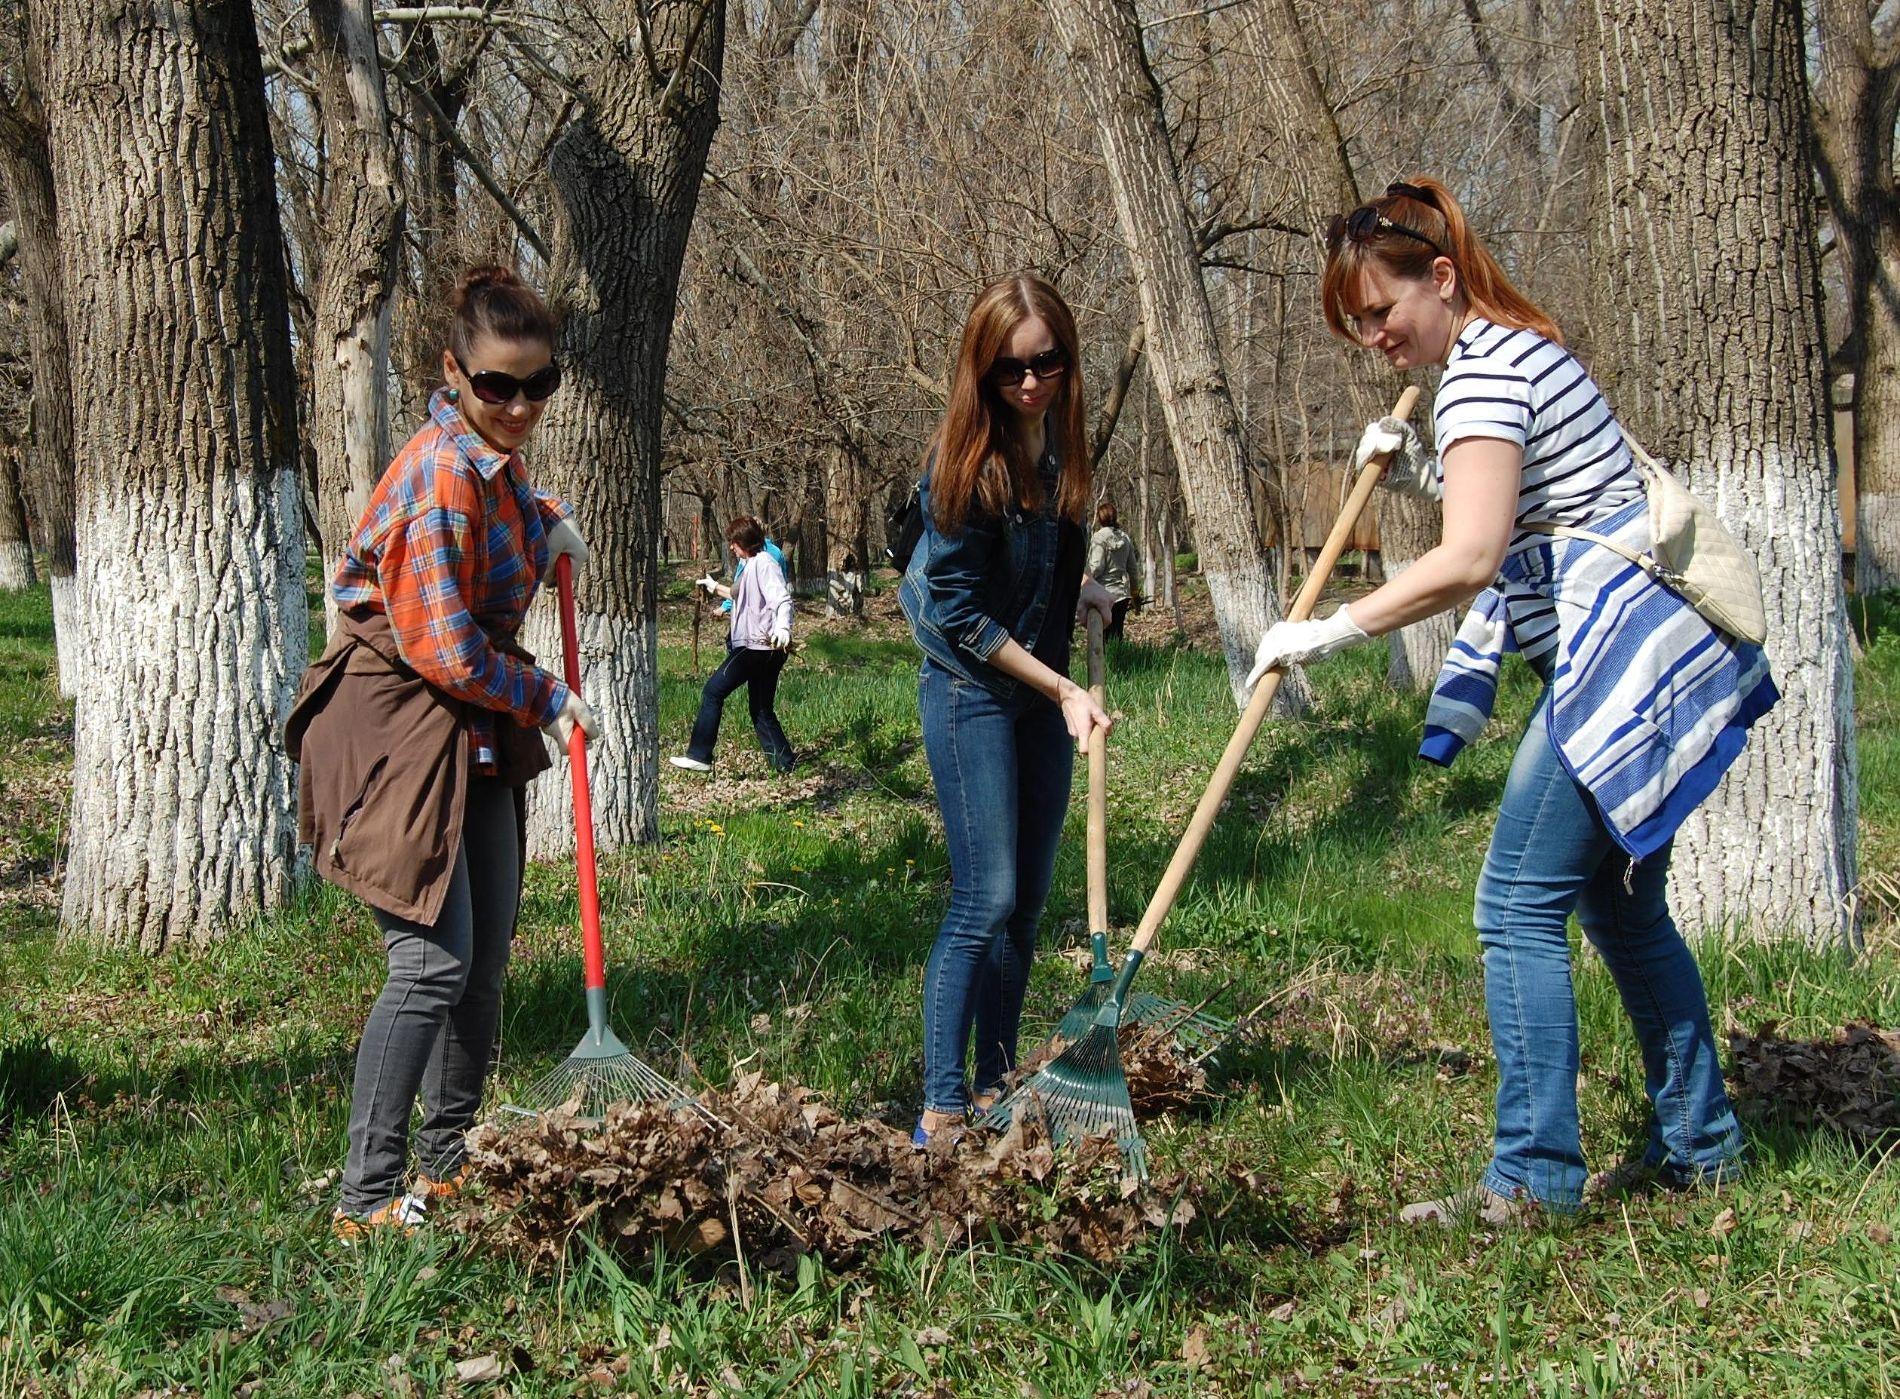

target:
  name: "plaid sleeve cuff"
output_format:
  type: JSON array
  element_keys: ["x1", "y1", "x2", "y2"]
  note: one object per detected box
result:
[{"x1": 534, "y1": 487, "x2": 573, "y2": 528}]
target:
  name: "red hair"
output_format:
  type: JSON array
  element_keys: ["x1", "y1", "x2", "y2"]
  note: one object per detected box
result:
[
  {"x1": 1320, "y1": 176, "x2": 1562, "y2": 345},
  {"x1": 926, "y1": 272, "x2": 1090, "y2": 535}
]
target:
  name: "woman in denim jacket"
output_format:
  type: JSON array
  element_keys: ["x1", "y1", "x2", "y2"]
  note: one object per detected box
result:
[{"x1": 899, "y1": 272, "x2": 1116, "y2": 1145}]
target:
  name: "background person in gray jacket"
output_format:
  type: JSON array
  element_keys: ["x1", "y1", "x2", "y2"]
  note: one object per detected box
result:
[{"x1": 1086, "y1": 502, "x2": 1137, "y2": 640}]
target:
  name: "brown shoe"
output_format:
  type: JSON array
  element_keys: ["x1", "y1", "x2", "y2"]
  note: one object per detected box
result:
[{"x1": 1398, "y1": 1185, "x2": 1536, "y2": 1228}]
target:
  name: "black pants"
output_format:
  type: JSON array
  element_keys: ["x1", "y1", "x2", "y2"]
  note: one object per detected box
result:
[
  {"x1": 688, "y1": 644, "x2": 794, "y2": 771},
  {"x1": 1104, "y1": 597, "x2": 1132, "y2": 642}
]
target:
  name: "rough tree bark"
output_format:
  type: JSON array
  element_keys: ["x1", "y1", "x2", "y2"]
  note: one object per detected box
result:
[
  {"x1": 1810, "y1": 0, "x2": 1900, "y2": 594},
  {"x1": 1254, "y1": 0, "x2": 1449, "y2": 690},
  {"x1": 42, "y1": 0, "x2": 306, "y2": 950},
  {"x1": 308, "y1": 0, "x2": 405, "y2": 625},
  {"x1": 523, "y1": 0, "x2": 726, "y2": 858},
  {"x1": 0, "y1": 17, "x2": 76, "y2": 691},
  {"x1": 818, "y1": 0, "x2": 869, "y2": 618},
  {"x1": 1047, "y1": 0, "x2": 1282, "y2": 702},
  {"x1": 0, "y1": 445, "x2": 34, "y2": 588},
  {"x1": 1580, "y1": 0, "x2": 1858, "y2": 946}
]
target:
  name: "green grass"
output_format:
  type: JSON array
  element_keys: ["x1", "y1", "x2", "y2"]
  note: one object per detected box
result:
[{"x1": 2, "y1": 578, "x2": 1898, "y2": 1396}]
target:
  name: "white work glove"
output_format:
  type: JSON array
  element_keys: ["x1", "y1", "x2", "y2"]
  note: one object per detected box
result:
[
  {"x1": 1244, "y1": 606, "x2": 1368, "y2": 691},
  {"x1": 1355, "y1": 417, "x2": 1440, "y2": 502},
  {"x1": 696, "y1": 574, "x2": 722, "y2": 595},
  {"x1": 544, "y1": 517, "x2": 589, "y2": 574},
  {"x1": 768, "y1": 625, "x2": 791, "y2": 650},
  {"x1": 542, "y1": 691, "x2": 600, "y2": 748}
]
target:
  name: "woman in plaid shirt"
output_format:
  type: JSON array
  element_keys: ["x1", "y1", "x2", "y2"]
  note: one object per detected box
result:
[{"x1": 291, "y1": 266, "x2": 594, "y2": 1238}]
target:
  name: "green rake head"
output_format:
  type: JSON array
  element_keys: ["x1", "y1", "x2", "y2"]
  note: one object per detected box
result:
[
  {"x1": 1049, "y1": 932, "x2": 1235, "y2": 1058},
  {"x1": 984, "y1": 1018, "x2": 1147, "y2": 1180}
]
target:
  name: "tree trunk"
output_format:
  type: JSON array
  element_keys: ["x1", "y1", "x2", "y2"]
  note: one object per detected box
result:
[
  {"x1": 1046, "y1": 0, "x2": 1282, "y2": 704},
  {"x1": 42, "y1": 0, "x2": 306, "y2": 951},
  {"x1": 1254, "y1": 0, "x2": 1446, "y2": 687},
  {"x1": 523, "y1": 0, "x2": 726, "y2": 860},
  {"x1": 308, "y1": 0, "x2": 405, "y2": 628},
  {"x1": 0, "y1": 447, "x2": 35, "y2": 589},
  {"x1": 1580, "y1": 0, "x2": 1858, "y2": 946},
  {"x1": 0, "y1": 26, "x2": 77, "y2": 693},
  {"x1": 1809, "y1": 0, "x2": 1900, "y2": 594}
]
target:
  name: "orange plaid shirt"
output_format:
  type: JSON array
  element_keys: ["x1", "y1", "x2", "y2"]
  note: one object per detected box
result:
[{"x1": 333, "y1": 390, "x2": 571, "y2": 768}]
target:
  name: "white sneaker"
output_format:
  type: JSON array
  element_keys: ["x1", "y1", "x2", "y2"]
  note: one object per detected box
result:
[{"x1": 668, "y1": 755, "x2": 712, "y2": 772}]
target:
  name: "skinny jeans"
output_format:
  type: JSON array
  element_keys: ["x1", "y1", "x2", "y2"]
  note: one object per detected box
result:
[
  {"x1": 687, "y1": 643, "x2": 794, "y2": 772},
  {"x1": 341, "y1": 776, "x2": 518, "y2": 1213},
  {"x1": 918, "y1": 660, "x2": 1072, "y2": 1113},
  {"x1": 1476, "y1": 698, "x2": 1746, "y2": 1209}
]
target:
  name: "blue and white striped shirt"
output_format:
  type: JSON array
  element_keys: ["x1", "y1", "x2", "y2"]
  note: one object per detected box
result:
[
  {"x1": 1420, "y1": 322, "x2": 1778, "y2": 859},
  {"x1": 1434, "y1": 318, "x2": 1645, "y2": 553}
]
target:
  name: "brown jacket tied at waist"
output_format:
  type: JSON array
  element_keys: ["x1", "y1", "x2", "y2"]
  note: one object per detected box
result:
[{"x1": 284, "y1": 608, "x2": 551, "y2": 926}]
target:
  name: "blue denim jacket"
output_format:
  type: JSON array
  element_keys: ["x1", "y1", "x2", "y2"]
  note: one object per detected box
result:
[{"x1": 899, "y1": 466, "x2": 1074, "y2": 701}]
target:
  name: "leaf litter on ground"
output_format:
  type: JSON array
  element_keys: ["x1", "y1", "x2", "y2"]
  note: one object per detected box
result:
[
  {"x1": 458, "y1": 1067, "x2": 1197, "y2": 1273},
  {"x1": 1728, "y1": 1019, "x2": 1900, "y2": 1143}
]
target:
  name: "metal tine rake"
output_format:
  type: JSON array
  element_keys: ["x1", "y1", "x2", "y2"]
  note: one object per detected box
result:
[
  {"x1": 989, "y1": 386, "x2": 1422, "y2": 1178},
  {"x1": 496, "y1": 555, "x2": 700, "y2": 1125},
  {"x1": 1043, "y1": 611, "x2": 1236, "y2": 1058}
]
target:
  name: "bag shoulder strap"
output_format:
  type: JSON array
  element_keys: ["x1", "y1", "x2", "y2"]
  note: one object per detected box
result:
[{"x1": 1520, "y1": 519, "x2": 1675, "y2": 588}]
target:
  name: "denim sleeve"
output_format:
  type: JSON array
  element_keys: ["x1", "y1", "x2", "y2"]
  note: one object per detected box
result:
[{"x1": 919, "y1": 510, "x2": 1011, "y2": 661}]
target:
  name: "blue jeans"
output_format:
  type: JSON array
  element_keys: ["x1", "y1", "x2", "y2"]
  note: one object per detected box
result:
[
  {"x1": 919, "y1": 661, "x2": 1073, "y2": 1113},
  {"x1": 1476, "y1": 699, "x2": 1746, "y2": 1209}
]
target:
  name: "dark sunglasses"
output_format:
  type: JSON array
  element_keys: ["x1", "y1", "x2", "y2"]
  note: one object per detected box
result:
[
  {"x1": 986, "y1": 347, "x2": 1070, "y2": 388},
  {"x1": 1325, "y1": 185, "x2": 1445, "y2": 256},
  {"x1": 454, "y1": 358, "x2": 563, "y2": 405}
]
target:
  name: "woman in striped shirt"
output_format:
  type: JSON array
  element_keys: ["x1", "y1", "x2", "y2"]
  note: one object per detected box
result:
[{"x1": 1245, "y1": 178, "x2": 1776, "y2": 1224}]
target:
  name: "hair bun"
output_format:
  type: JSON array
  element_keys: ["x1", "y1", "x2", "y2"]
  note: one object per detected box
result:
[{"x1": 451, "y1": 264, "x2": 521, "y2": 312}]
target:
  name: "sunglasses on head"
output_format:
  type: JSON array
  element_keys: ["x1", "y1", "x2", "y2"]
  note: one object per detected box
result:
[
  {"x1": 1326, "y1": 182, "x2": 1445, "y2": 256},
  {"x1": 453, "y1": 357, "x2": 563, "y2": 405},
  {"x1": 986, "y1": 347, "x2": 1070, "y2": 388}
]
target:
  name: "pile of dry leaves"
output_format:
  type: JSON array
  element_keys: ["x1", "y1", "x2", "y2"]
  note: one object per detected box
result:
[
  {"x1": 1728, "y1": 1020, "x2": 1900, "y2": 1143},
  {"x1": 459, "y1": 1070, "x2": 1196, "y2": 1273}
]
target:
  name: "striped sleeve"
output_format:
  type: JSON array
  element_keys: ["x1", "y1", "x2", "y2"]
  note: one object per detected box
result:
[{"x1": 1434, "y1": 354, "x2": 1533, "y2": 452}]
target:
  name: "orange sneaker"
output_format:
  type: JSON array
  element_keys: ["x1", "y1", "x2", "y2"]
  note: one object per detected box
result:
[
  {"x1": 331, "y1": 1196, "x2": 425, "y2": 1242},
  {"x1": 409, "y1": 1167, "x2": 468, "y2": 1204}
]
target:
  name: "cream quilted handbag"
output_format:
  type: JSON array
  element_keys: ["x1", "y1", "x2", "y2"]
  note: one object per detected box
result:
[{"x1": 1526, "y1": 433, "x2": 1767, "y2": 646}]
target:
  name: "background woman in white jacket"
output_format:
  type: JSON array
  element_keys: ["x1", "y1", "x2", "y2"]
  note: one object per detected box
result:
[{"x1": 671, "y1": 514, "x2": 797, "y2": 774}]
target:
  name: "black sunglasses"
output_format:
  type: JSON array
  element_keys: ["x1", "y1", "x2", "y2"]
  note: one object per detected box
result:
[
  {"x1": 453, "y1": 357, "x2": 563, "y2": 405},
  {"x1": 986, "y1": 347, "x2": 1070, "y2": 388},
  {"x1": 1325, "y1": 190, "x2": 1445, "y2": 256}
]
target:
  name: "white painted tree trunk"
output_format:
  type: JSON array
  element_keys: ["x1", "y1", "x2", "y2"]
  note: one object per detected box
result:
[
  {"x1": 1046, "y1": 0, "x2": 1282, "y2": 704},
  {"x1": 0, "y1": 455, "x2": 35, "y2": 589},
  {"x1": 1581, "y1": 0, "x2": 1858, "y2": 946},
  {"x1": 523, "y1": 0, "x2": 725, "y2": 861},
  {"x1": 44, "y1": 0, "x2": 306, "y2": 950}
]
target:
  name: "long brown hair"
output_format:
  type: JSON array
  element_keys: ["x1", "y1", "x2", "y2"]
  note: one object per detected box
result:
[
  {"x1": 927, "y1": 272, "x2": 1090, "y2": 535},
  {"x1": 1320, "y1": 176, "x2": 1561, "y2": 345}
]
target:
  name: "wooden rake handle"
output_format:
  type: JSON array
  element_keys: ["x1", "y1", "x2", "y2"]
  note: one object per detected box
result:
[
  {"x1": 1125, "y1": 385, "x2": 1420, "y2": 958},
  {"x1": 1085, "y1": 609, "x2": 1108, "y2": 935}
]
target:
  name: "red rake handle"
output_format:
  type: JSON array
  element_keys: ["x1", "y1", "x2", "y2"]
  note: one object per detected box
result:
[{"x1": 554, "y1": 555, "x2": 607, "y2": 994}]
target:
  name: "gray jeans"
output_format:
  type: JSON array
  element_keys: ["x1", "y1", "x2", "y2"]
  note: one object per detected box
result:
[{"x1": 340, "y1": 777, "x2": 519, "y2": 1213}]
